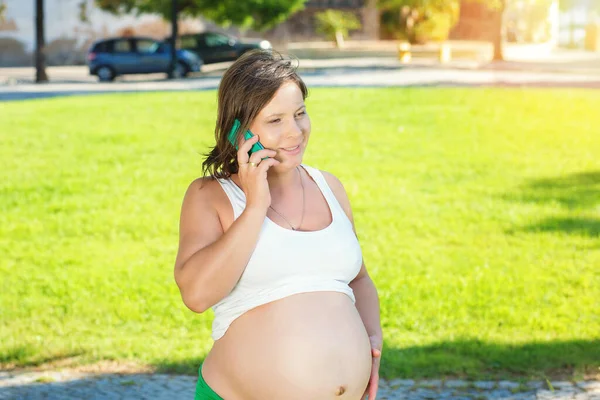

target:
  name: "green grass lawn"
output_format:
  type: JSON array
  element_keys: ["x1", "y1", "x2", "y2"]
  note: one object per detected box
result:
[{"x1": 1, "y1": 88, "x2": 599, "y2": 381}]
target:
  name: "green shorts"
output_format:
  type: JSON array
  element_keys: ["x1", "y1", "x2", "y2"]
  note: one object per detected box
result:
[{"x1": 195, "y1": 363, "x2": 224, "y2": 400}]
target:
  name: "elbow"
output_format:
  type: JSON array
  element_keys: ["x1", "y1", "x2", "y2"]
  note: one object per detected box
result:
[
  {"x1": 175, "y1": 276, "x2": 210, "y2": 313},
  {"x1": 175, "y1": 265, "x2": 209, "y2": 313},
  {"x1": 181, "y1": 292, "x2": 209, "y2": 314}
]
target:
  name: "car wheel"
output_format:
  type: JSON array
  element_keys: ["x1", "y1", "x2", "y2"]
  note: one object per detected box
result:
[
  {"x1": 174, "y1": 61, "x2": 189, "y2": 78},
  {"x1": 97, "y1": 66, "x2": 115, "y2": 82}
]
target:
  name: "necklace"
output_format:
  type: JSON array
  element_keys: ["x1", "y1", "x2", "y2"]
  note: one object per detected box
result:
[{"x1": 269, "y1": 167, "x2": 305, "y2": 231}]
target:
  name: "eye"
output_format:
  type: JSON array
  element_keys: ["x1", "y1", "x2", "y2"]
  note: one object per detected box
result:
[
  {"x1": 296, "y1": 111, "x2": 306, "y2": 117},
  {"x1": 269, "y1": 118, "x2": 281, "y2": 124}
]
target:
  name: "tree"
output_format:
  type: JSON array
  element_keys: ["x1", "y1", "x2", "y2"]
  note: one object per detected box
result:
[
  {"x1": 79, "y1": 0, "x2": 90, "y2": 24},
  {"x1": 378, "y1": 0, "x2": 460, "y2": 43},
  {"x1": 95, "y1": 0, "x2": 307, "y2": 31},
  {"x1": 95, "y1": 0, "x2": 306, "y2": 78},
  {"x1": 314, "y1": 10, "x2": 362, "y2": 48},
  {"x1": 0, "y1": 1, "x2": 6, "y2": 24},
  {"x1": 35, "y1": 0, "x2": 48, "y2": 82}
]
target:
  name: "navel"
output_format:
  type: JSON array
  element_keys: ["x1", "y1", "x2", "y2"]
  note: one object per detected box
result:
[{"x1": 335, "y1": 385, "x2": 346, "y2": 396}]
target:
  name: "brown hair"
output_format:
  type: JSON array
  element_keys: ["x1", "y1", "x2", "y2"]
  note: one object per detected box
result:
[{"x1": 202, "y1": 50, "x2": 308, "y2": 179}]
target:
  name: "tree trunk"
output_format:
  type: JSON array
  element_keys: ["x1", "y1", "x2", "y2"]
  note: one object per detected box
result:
[
  {"x1": 491, "y1": 0, "x2": 506, "y2": 61},
  {"x1": 335, "y1": 30, "x2": 345, "y2": 48},
  {"x1": 35, "y1": 0, "x2": 48, "y2": 82},
  {"x1": 569, "y1": 9, "x2": 576, "y2": 48}
]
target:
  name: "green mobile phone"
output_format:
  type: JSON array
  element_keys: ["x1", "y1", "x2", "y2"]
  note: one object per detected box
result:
[{"x1": 227, "y1": 119, "x2": 265, "y2": 156}]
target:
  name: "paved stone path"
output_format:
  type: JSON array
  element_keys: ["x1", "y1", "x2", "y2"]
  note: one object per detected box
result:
[{"x1": 1, "y1": 370, "x2": 599, "y2": 399}]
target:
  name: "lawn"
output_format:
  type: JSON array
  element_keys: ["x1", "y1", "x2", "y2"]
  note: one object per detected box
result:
[{"x1": 0, "y1": 88, "x2": 598, "y2": 381}]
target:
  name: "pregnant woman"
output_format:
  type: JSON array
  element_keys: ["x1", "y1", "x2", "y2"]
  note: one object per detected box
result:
[{"x1": 174, "y1": 50, "x2": 383, "y2": 400}]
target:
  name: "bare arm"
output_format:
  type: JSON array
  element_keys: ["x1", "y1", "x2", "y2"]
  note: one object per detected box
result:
[
  {"x1": 322, "y1": 171, "x2": 383, "y2": 348},
  {"x1": 173, "y1": 178, "x2": 266, "y2": 313},
  {"x1": 174, "y1": 135, "x2": 279, "y2": 313}
]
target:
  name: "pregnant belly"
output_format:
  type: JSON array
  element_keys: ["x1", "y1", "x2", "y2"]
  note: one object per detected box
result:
[{"x1": 207, "y1": 291, "x2": 373, "y2": 400}]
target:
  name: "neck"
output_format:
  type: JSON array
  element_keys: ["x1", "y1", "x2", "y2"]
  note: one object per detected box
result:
[{"x1": 267, "y1": 165, "x2": 301, "y2": 195}]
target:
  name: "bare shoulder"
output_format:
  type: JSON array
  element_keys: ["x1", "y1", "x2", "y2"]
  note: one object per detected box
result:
[
  {"x1": 176, "y1": 176, "x2": 225, "y2": 271},
  {"x1": 181, "y1": 176, "x2": 221, "y2": 208},
  {"x1": 320, "y1": 170, "x2": 344, "y2": 192},
  {"x1": 180, "y1": 175, "x2": 234, "y2": 231},
  {"x1": 319, "y1": 169, "x2": 353, "y2": 222}
]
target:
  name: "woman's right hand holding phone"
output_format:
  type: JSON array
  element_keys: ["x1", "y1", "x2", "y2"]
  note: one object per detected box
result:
[{"x1": 237, "y1": 135, "x2": 280, "y2": 213}]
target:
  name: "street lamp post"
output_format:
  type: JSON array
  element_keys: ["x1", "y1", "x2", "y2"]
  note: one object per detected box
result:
[
  {"x1": 168, "y1": 0, "x2": 178, "y2": 79},
  {"x1": 35, "y1": 0, "x2": 48, "y2": 82}
]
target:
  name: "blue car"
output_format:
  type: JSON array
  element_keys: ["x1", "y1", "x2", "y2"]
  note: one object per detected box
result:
[{"x1": 88, "y1": 36, "x2": 202, "y2": 82}]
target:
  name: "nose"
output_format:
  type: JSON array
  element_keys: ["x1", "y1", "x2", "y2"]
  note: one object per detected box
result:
[{"x1": 287, "y1": 119, "x2": 303, "y2": 139}]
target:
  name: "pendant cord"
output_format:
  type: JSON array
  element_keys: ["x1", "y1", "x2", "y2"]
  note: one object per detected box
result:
[{"x1": 268, "y1": 167, "x2": 305, "y2": 231}]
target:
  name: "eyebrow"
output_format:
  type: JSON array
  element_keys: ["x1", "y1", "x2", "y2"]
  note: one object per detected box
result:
[{"x1": 266, "y1": 105, "x2": 306, "y2": 118}]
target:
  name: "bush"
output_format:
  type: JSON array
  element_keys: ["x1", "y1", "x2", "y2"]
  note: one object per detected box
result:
[{"x1": 314, "y1": 9, "x2": 362, "y2": 48}]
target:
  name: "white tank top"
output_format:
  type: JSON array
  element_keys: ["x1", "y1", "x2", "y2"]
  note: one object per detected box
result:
[{"x1": 211, "y1": 164, "x2": 363, "y2": 341}]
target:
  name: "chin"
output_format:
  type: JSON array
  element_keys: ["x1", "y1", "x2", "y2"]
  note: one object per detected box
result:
[{"x1": 274, "y1": 156, "x2": 303, "y2": 171}]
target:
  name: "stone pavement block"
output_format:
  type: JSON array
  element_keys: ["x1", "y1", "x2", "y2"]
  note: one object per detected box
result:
[
  {"x1": 475, "y1": 381, "x2": 497, "y2": 390},
  {"x1": 527, "y1": 381, "x2": 546, "y2": 390},
  {"x1": 506, "y1": 394, "x2": 537, "y2": 400},
  {"x1": 499, "y1": 380, "x2": 522, "y2": 390},
  {"x1": 536, "y1": 389, "x2": 565, "y2": 399},
  {"x1": 388, "y1": 378, "x2": 415, "y2": 388},
  {"x1": 550, "y1": 381, "x2": 575, "y2": 390},
  {"x1": 579, "y1": 381, "x2": 600, "y2": 391},
  {"x1": 486, "y1": 388, "x2": 517, "y2": 398},
  {"x1": 410, "y1": 387, "x2": 441, "y2": 399},
  {"x1": 418, "y1": 379, "x2": 443, "y2": 388},
  {"x1": 573, "y1": 394, "x2": 590, "y2": 400},
  {"x1": 444, "y1": 380, "x2": 469, "y2": 388}
]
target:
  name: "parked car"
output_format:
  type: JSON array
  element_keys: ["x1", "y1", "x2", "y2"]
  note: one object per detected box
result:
[
  {"x1": 87, "y1": 37, "x2": 203, "y2": 82},
  {"x1": 173, "y1": 31, "x2": 272, "y2": 64}
]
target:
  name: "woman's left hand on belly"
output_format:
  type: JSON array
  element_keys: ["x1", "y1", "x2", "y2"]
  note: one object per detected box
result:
[{"x1": 361, "y1": 335, "x2": 382, "y2": 400}]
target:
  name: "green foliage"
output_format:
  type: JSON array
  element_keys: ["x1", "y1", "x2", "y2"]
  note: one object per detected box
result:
[
  {"x1": 1, "y1": 89, "x2": 599, "y2": 378},
  {"x1": 0, "y1": 1, "x2": 6, "y2": 24},
  {"x1": 378, "y1": 0, "x2": 459, "y2": 43},
  {"x1": 559, "y1": 0, "x2": 600, "y2": 13},
  {"x1": 314, "y1": 9, "x2": 361, "y2": 46},
  {"x1": 79, "y1": 0, "x2": 90, "y2": 23},
  {"x1": 464, "y1": 0, "x2": 505, "y2": 10},
  {"x1": 94, "y1": 0, "x2": 306, "y2": 31}
]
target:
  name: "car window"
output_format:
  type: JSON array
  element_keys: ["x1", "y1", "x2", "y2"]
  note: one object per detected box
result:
[
  {"x1": 204, "y1": 33, "x2": 230, "y2": 47},
  {"x1": 136, "y1": 39, "x2": 160, "y2": 54},
  {"x1": 113, "y1": 39, "x2": 132, "y2": 53},
  {"x1": 180, "y1": 36, "x2": 197, "y2": 49},
  {"x1": 92, "y1": 41, "x2": 109, "y2": 53}
]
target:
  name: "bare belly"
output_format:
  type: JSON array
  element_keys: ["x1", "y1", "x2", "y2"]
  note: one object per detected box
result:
[{"x1": 202, "y1": 292, "x2": 372, "y2": 400}]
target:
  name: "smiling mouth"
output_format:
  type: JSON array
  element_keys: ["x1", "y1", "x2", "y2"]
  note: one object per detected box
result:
[{"x1": 281, "y1": 145, "x2": 300, "y2": 151}]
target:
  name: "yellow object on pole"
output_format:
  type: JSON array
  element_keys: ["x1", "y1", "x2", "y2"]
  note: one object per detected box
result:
[
  {"x1": 585, "y1": 23, "x2": 600, "y2": 52},
  {"x1": 398, "y1": 41, "x2": 411, "y2": 63}
]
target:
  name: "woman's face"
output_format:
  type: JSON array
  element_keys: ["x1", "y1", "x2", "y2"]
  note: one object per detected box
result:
[{"x1": 249, "y1": 81, "x2": 311, "y2": 170}]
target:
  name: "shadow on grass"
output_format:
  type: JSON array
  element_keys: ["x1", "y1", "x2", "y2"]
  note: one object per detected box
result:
[
  {"x1": 507, "y1": 171, "x2": 600, "y2": 210},
  {"x1": 505, "y1": 170, "x2": 600, "y2": 238},
  {"x1": 518, "y1": 216, "x2": 600, "y2": 237},
  {"x1": 0, "y1": 345, "x2": 85, "y2": 369},
  {"x1": 150, "y1": 338, "x2": 600, "y2": 381},
  {"x1": 377, "y1": 338, "x2": 600, "y2": 381}
]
